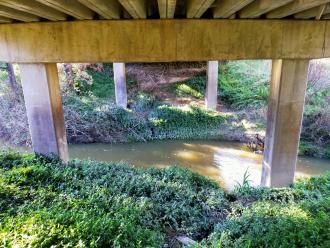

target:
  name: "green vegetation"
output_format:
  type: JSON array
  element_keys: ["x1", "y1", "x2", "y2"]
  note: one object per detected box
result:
[
  {"x1": 174, "y1": 75, "x2": 206, "y2": 99},
  {"x1": 0, "y1": 151, "x2": 329, "y2": 247},
  {"x1": 219, "y1": 61, "x2": 270, "y2": 109},
  {"x1": 173, "y1": 61, "x2": 330, "y2": 158},
  {"x1": 0, "y1": 151, "x2": 228, "y2": 247},
  {"x1": 150, "y1": 105, "x2": 230, "y2": 140},
  {"x1": 200, "y1": 173, "x2": 330, "y2": 248},
  {"x1": 63, "y1": 94, "x2": 152, "y2": 143},
  {"x1": 0, "y1": 61, "x2": 330, "y2": 158},
  {"x1": 63, "y1": 93, "x2": 240, "y2": 144},
  {"x1": 72, "y1": 63, "x2": 115, "y2": 98}
]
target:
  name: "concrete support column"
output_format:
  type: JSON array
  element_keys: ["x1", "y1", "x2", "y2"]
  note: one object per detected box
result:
[
  {"x1": 261, "y1": 59, "x2": 309, "y2": 187},
  {"x1": 19, "y1": 63, "x2": 69, "y2": 162},
  {"x1": 205, "y1": 61, "x2": 219, "y2": 110},
  {"x1": 113, "y1": 62, "x2": 128, "y2": 108}
]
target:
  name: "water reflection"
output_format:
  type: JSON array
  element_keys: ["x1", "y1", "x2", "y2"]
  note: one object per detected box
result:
[{"x1": 69, "y1": 140, "x2": 330, "y2": 191}]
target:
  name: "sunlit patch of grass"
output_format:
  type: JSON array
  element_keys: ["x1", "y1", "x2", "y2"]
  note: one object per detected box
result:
[{"x1": 176, "y1": 84, "x2": 204, "y2": 99}]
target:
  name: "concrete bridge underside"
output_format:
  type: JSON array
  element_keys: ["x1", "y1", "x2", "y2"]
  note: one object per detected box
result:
[{"x1": 0, "y1": 0, "x2": 328, "y2": 187}]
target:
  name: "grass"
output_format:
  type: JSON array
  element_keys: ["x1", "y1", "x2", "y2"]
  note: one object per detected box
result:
[{"x1": 0, "y1": 151, "x2": 329, "y2": 247}]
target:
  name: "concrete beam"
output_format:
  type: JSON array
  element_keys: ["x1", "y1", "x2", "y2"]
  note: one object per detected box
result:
[
  {"x1": 158, "y1": 0, "x2": 176, "y2": 18},
  {"x1": 0, "y1": 0, "x2": 67, "y2": 21},
  {"x1": 316, "y1": 4, "x2": 328, "y2": 20},
  {"x1": 36, "y1": 0, "x2": 94, "y2": 20},
  {"x1": 213, "y1": 0, "x2": 254, "y2": 18},
  {"x1": 19, "y1": 63, "x2": 69, "y2": 161},
  {"x1": 266, "y1": 0, "x2": 330, "y2": 19},
  {"x1": 239, "y1": 0, "x2": 293, "y2": 19},
  {"x1": 113, "y1": 63, "x2": 128, "y2": 108},
  {"x1": 187, "y1": 0, "x2": 215, "y2": 18},
  {"x1": 205, "y1": 61, "x2": 218, "y2": 110},
  {"x1": 0, "y1": 5, "x2": 39, "y2": 22},
  {"x1": 118, "y1": 0, "x2": 146, "y2": 19},
  {"x1": 0, "y1": 19, "x2": 330, "y2": 63},
  {"x1": 294, "y1": 4, "x2": 330, "y2": 19},
  {"x1": 78, "y1": 0, "x2": 121, "y2": 19},
  {"x1": 261, "y1": 59, "x2": 309, "y2": 187},
  {"x1": 0, "y1": 15, "x2": 12, "y2": 23}
]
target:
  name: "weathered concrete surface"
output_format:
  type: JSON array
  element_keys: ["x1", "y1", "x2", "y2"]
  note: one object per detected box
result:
[
  {"x1": 0, "y1": 20, "x2": 329, "y2": 63},
  {"x1": 261, "y1": 59, "x2": 309, "y2": 187},
  {"x1": 205, "y1": 61, "x2": 219, "y2": 110},
  {"x1": 19, "y1": 63, "x2": 68, "y2": 161},
  {"x1": 113, "y1": 62, "x2": 128, "y2": 108}
]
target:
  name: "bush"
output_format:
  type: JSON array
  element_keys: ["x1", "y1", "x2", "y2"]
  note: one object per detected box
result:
[
  {"x1": 149, "y1": 105, "x2": 230, "y2": 139},
  {"x1": 130, "y1": 93, "x2": 158, "y2": 113},
  {"x1": 197, "y1": 173, "x2": 330, "y2": 248},
  {"x1": 63, "y1": 94, "x2": 152, "y2": 143},
  {"x1": 1, "y1": 152, "x2": 330, "y2": 247},
  {"x1": 0, "y1": 151, "x2": 229, "y2": 247},
  {"x1": 299, "y1": 141, "x2": 320, "y2": 157},
  {"x1": 174, "y1": 75, "x2": 206, "y2": 99},
  {"x1": 209, "y1": 200, "x2": 330, "y2": 248},
  {"x1": 0, "y1": 76, "x2": 30, "y2": 146},
  {"x1": 218, "y1": 61, "x2": 271, "y2": 109},
  {"x1": 73, "y1": 64, "x2": 115, "y2": 98},
  {"x1": 0, "y1": 152, "x2": 330, "y2": 247}
]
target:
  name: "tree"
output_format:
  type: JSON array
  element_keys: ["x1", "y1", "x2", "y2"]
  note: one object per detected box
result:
[
  {"x1": 64, "y1": 63, "x2": 74, "y2": 89},
  {"x1": 6, "y1": 63, "x2": 18, "y2": 95}
]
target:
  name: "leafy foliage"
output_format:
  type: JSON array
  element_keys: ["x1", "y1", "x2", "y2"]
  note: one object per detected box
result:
[
  {"x1": 149, "y1": 105, "x2": 231, "y2": 139},
  {"x1": 197, "y1": 173, "x2": 330, "y2": 248},
  {"x1": 73, "y1": 63, "x2": 115, "y2": 98},
  {"x1": 0, "y1": 151, "x2": 229, "y2": 247},
  {"x1": 210, "y1": 200, "x2": 330, "y2": 248},
  {"x1": 0, "y1": 152, "x2": 329, "y2": 247},
  {"x1": 63, "y1": 94, "x2": 152, "y2": 143},
  {"x1": 174, "y1": 75, "x2": 206, "y2": 99},
  {"x1": 218, "y1": 61, "x2": 271, "y2": 109}
]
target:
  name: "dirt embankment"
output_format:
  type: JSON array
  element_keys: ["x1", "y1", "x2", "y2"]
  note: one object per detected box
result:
[{"x1": 126, "y1": 62, "x2": 206, "y2": 93}]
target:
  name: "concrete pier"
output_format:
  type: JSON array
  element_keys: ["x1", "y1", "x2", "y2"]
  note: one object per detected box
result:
[
  {"x1": 19, "y1": 63, "x2": 69, "y2": 161},
  {"x1": 113, "y1": 62, "x2": 128, "y2": 108},
  {"x1": 261, "y1": 59, "x2": 309, "y2": 187},
  {"x1": 205, "y1": 61, "x2": 219, "y2": 110}
]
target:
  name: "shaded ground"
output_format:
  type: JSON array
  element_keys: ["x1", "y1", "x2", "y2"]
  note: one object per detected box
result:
[{"x1": 126, "y1": 62, "x2": 206, "y2": 93}]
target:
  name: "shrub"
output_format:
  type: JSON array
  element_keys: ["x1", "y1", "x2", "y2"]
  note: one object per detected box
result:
[
  {"x1": 299, "y1": 141, "x2": 320, "y2": 157},
  {"x1": 130, "y1": 93, "x2": 158, "y2": 113},
  {"x1": 175, "y1": 75, "x2": 206, "y2": 99},
  {"x1": 198, "y1": 173, "x2": 330, "y2": 248},
  {"x1": 0, "y1": 151, "x2": 229, "y2": 247},
  {"x1": 218, "y1": 61, "x2": 271, "y2": 109},
  {"x1": 209, "y1": 200, "x2": 330, "y2": 248},
  {"x1": 63, "y1": 94, "x2": 152, "y2": 143},
  {"x1": 73, "y1": 63, "x2": 115, "y2": 98},
  {"x1": 1, "y1": 152, "x2": 330, "y2": 247},
  {"x1": 149, "y1": 105, "x2": 229, "y2": 139}
]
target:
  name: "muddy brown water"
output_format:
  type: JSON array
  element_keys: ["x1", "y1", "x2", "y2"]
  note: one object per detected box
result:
[
  {"x1": 68, "y1": 140, "x2": 330, "y2": 191},
  {"x1": 2, "y1": 140, "x2": 329, "y2": 191}
]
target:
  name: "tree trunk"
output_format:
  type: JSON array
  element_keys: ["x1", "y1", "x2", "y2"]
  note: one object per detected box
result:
[
  {"x1": 6, "y1": 63, "x2": 18, "y2": 94},
  {"x1": 64, "y1": 64, "x2": 74, "y2": 89}
]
